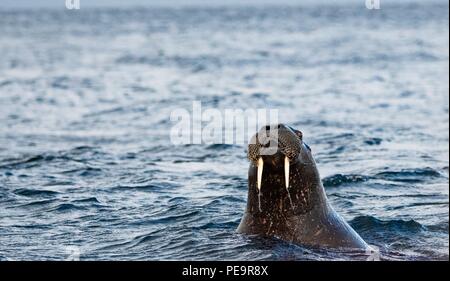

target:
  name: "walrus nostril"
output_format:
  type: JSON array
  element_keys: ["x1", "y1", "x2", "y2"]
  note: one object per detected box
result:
[{"x1": 262, "y1": 141, "x2": 271, "y2": 148}]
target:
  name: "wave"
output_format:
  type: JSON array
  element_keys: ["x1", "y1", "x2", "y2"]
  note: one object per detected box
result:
[
  {"x1": 386, "y1": 201, "x2": 449, "y2": 211},
  {"x1": 13, "y1": 188, "x2": 59, "y2": 197},
  {"x1": 205, "y1": 144, "x2": 237, "y2": 150},
  {"x1": 364, "y1": 138, "x2": 382, "y2": 145},
  {"x1": 193, "y1": 219, "x2": 240, "y2": 230},
  {"x1": 0, "y1": 155, "x2": 48, "y2": 169},
  {"x1": 199, "y1": 195, "x2": 245, "y2": 207},
  {"x1": 111, "y1": 183, "x2": 165, "y2": 192},
  {"x1": 148, "y1": 210, "x2": 201, "y2": 225},
  {"x1": 61, "y1": 166, "x2": 102, "y2": 177},
  {"x1": 51, "y1": 203, "x2": 87, "y2": 212},
  {"x1": 322, "y1": 174, "x2": 370, "y2": 187},
  {"x1": 350, "y1": 215, "x2": 425, "y2": 233},
  {"x1": 426, "y1": 221, "x2": 449, "y2": 232},
  {"x1": 375, "y1": 167, "x2": 443, "y2": 183},
  {"x1": 95, "y1": 228, "x2": 167, "y2": 251},
  {"x1": 323, "y1": 167, "x2": 444, "y2": 188},
  {"x1": 17, "y1": 199, "x2": 58, "y2": 208},
  {"x1": 0, "y1": 147, "x2": 105, "y2": 171},
  {"x1": 72, "y1": 197, "x2": 101, "y2": 204}
]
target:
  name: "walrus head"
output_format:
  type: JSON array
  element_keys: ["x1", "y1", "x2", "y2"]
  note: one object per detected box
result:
[{"x1": 246, "y1": 124, "x2": 320, "y2": 216}]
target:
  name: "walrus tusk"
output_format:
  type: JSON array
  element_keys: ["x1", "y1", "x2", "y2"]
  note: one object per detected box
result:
[
  {"x1": 257, "y1": 157, "x2": 264, "y2": 192},
  {"x1": 284, "y1": 156, "x2": 289, "y2": 189},
  {"x1": 285, "y1": 156, "x2": 295, "y2": 210}
]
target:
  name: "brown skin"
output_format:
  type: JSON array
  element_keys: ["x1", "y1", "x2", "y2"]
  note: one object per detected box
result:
[{"x1": 237, "y1": 124, "x2": 368, "y2": 250}]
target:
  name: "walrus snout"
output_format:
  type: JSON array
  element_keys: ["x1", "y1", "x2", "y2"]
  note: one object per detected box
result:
[
  {"x1": 248, "y1": 124, "x2": 304, "y2": 192},
  {"x1": 248, "y1": 123, "x2": 303, "y2": 164}
]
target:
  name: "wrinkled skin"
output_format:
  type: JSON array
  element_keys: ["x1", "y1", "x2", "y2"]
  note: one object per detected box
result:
[{"x1": 237, "y1": 124, "x2": 368, "y2": 250}]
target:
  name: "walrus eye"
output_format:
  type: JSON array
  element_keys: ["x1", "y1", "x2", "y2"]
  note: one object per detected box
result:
[{"x1": 287, "y1": 126, "x2": 303, "y2": 139}]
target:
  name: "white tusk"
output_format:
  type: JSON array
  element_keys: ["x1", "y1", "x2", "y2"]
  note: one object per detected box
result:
[
  {"x1": 284, "y1": 156, "x2": 290, "y2": 189},
  {"x1": 257, "y1": 157, "x2": 264, "y2": 192}
]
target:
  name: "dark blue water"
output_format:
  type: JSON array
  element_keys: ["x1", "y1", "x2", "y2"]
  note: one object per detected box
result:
[{"x1": 0, "y1": 3, "x2": 448, "y2": 260}]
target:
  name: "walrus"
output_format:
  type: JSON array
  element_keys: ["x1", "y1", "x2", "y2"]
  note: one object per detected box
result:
[{"x1": 237, "y1": 124, "x2": 368, "y2": 250}]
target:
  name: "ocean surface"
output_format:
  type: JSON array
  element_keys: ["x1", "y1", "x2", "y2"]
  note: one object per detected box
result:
[{"x1": 0, "y1": 3, "x2": 448, "y2": 261}]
